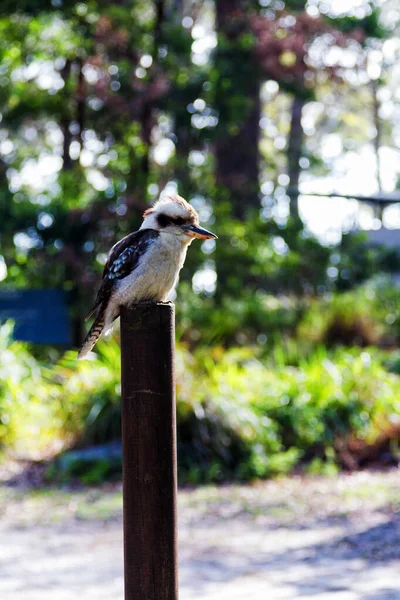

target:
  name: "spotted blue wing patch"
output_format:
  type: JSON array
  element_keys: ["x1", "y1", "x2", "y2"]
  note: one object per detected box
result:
[
  {"x1": 107, "y1": 246, "x2": 138, "y2": 280},
  {"x1": 84, "y1": 228, "x2": 159, "y2": 320}
]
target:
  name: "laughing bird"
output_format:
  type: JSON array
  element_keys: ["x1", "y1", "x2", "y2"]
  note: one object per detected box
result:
[{"x1": 78, "y1": 193, "x2": 217, "y2": 358}]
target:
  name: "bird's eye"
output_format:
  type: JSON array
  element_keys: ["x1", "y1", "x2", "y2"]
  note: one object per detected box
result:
[
  {"x1": 173, "y1": 217, "x2": 185, "y2": 226},
  {"x1": 157, "y1": 214, "x2": 171, "y2": 228}
]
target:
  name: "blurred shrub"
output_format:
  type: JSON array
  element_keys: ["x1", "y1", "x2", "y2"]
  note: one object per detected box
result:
[
  {"x1": 298, "y1": 279, "x2": 400, "y2": 348},
  {"x1": 263, "y1": 347, "x2": 400, "y2": 469},
  {"x1": 46, "y1": 342, "x2": 122, "y2": 446},
  {"x1": 176, "y1": 282, "x2": 301, "y2": 347},
  {"x1": 181, "y1": 346, "x2": 400, "y2": 478},
  {"x1": 2, "y1": 324, "x2": 400, "y2": 480},
  {"x1": 0, "y1": 322, "x2": 55, "y2": 455},
  {"x1": 175, "y1": 347, "x2": 301, "y2": 481},
  {"x1": 177, "y1": 211, "x2": 400, "y2": 348},
  {"x1": 384, "y1": 350, "x2": 400, "y2": 375}
]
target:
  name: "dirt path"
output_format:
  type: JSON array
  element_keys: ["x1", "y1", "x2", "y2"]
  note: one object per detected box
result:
[{"x1": 1, "y1": 470, "x2": 400, "y2": 599}]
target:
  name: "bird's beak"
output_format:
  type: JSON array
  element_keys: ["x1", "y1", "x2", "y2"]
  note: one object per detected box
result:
[{"x1": 182, "y1": 224, "x2": 217, "y2": 240}]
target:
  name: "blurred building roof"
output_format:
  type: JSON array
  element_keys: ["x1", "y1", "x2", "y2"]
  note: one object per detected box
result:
[
  {"x1": 0, "y1": 289, "x2": 71, "y2": 344},
  {"x1": 367, "y1": 228, "x2": 400, "y2": 250}
]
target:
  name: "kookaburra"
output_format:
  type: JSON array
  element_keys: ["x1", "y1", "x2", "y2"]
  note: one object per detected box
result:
[{"x1": 78, "y1": 193, "x2": 217, "y2": 359}]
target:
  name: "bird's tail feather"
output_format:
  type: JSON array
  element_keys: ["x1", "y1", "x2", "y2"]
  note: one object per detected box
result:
[{"x1": 78, "y1": 313, "x2": 105, "y2": 359}]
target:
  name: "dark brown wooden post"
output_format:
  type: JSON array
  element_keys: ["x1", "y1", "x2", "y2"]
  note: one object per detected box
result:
[{"x1": 120, "y1": 303, "x2": 178, "y2": 600}]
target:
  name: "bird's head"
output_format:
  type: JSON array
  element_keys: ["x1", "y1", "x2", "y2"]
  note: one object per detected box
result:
[{"x1": 141, "y1": 193, "x2": 217, "y2": 242}]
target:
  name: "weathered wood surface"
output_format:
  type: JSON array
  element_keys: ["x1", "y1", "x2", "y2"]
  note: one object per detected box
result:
[{"x1": 120, "y1": 303, "x2": 178, "y2": 600}]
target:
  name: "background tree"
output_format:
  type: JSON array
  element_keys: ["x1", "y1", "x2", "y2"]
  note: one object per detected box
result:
[{"x1": 0, "y1": 0, "x2": 398, "y2": 347}]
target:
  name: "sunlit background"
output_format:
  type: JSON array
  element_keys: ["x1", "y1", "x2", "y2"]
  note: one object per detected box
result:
[
  {"x1": 1, "y1": 0, "x2": 400, "y2": 295},
  {"x1": 1, "y1": 1, "x2": 400, "y2": 598},
  {"x1": 0, "y1": 0, "x2": 400, "y2": 490}
]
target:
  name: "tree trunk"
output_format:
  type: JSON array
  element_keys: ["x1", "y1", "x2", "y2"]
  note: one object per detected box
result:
[
  {"x1": 371, "y1": 80, "x2": 383, "y2": 220},
  {"x1": 287, "y1": 94, "x2": 305, "y2": 220},
  {"x1": 60, "y1": 58, "x2": 86, "y2": 347},
  {"x1": 124, "y1": 0, "x2": 165, "y2": 225},
  {"x1": 372, "y1": 85, "x2": 382, "y2": 194},
  {"x1": 371, "y1": 80, "x2": 382, "y2": 188},
  {"x1": 214, "y1": 0, "x2": 261, "y2": 220},
  {"x1": 215, "y1": 0, "x2": 243, "y2": 24},
  {"x1": 60, "y1": 59, "x2": 72, "y2": 170},
  {"x1": 76, "y1": 58, "x2": 85, "y2": 147}
]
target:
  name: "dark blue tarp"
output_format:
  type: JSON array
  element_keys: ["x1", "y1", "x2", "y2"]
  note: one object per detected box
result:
[{"x1": 0, "y1": 289, "x2": 71, "y2": 344}]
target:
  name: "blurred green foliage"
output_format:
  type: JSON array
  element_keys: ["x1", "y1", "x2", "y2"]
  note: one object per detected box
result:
[
  {"x1": 177, "y1": 215, "x2": 399, "y2": 346},
  {"x1": 298, "y1": 278, "x2": 400, "y2": 348},
  {"x1": 0, "y1": 322, "x2": 57, "y2": 454},
  {"x1": 0, "y1": 0, "x2": 398, "y2": 347},
  {"x1": 1, "y1": 322, "x2": 400, "y2": 482},
  {"x1": 1, "y1": 1, "x2": 399, "y2": 483}
]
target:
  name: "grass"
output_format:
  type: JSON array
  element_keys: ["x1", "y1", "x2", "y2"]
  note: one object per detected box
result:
[
  {"x1": 1, "y1": 469, "x2": 399, "y2": 532},
  {"x1": 0, "y1": 485, "x2": 123, "y2": 527}
]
